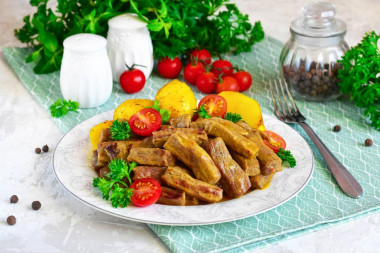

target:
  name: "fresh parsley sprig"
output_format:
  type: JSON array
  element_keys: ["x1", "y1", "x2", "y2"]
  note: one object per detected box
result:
[
  {"x1": 147, "y1": 100, "x2": 171, "y2": 124},
  {"x1": 277, "y1": 148, "x2": 296, "y2": 168},
  {"x1": 110, "y1": 119, "x2": 131, "y2": 141},
  {"x1": 49, "y1": 99, "x2": 79, "y2": 118},
  {"x1": 194, "y1": 105, "x2": 212, "y2": 119},
  {"x1": 15, "y1": 0, "x2": 264, "y2": 73},
  {"x1": 93, "y1": 159, "x2": 137, "y2": 208},
  {"x1": 224, "y1": 112, "x2": 243, "y2": 123},
  {"x1": 337, "y1": 31, "x2": 380, "y2": 130}
]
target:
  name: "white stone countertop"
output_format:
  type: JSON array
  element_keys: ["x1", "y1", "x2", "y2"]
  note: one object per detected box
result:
[{"x1": 1, "y1": 0, "x2": 379, "y2": 252}]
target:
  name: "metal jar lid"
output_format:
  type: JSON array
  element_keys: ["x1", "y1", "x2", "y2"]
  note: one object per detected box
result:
[{"x1": 290, "y1": 2, "x2": 347, "y2": 38}]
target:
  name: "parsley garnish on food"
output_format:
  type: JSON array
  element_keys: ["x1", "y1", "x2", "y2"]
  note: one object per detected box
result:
[
  {"x1": 49, "y1": 99, "x2": 79, "y2": 118},
  {"x1": 194, "y1": 105, "x2": 212, "y2": 119},
  {"x1": 277, "y1": 148, "x2": 296, "y2": 168},
  {"x1": 110, "y1": 119, "x2": 131, "y2": 141},
  {"x1": 15, "y1": 0, "x2": 264, "y2": 74},
  {"x1": 147, "y1": 100, "x2": 171, "y2": 124},
  {"x1": 337, "y1": 31, "x2": 380, "y2": 130},
  {"x1": 224, "y1": 112, "x2": 243, "y2": 123},
  {"x1": 93, "y1": 159, "x2": 137, "y2": 208}
]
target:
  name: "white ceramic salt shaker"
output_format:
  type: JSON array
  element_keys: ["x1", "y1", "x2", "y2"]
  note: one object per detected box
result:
[
  {"x1": 60, "y1": 33, "x2": 113, "y2": 108},
  {"x1": 107, "y1": 13, "x2": 154, "y2": 82}
]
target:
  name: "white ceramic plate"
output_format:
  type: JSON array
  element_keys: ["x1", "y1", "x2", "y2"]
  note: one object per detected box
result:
[{"x1": 53, "y1": 111, "x2": 314, "y2": 226}]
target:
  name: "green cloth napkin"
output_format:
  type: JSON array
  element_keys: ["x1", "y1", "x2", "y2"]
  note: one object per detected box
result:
[{"x1": 3, "y1": 36, "x2": 380, "y2": 253}]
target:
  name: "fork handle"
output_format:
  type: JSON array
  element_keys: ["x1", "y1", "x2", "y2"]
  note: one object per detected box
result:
[{"x1": 298, "y1": 122, "x2": 363, "y2": 198}]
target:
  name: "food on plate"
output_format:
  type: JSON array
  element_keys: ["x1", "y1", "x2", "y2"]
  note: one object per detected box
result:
[
  {"x1": 157, "y1": 56, "x2": 182, "y2": 79},
  {"x1": 216, "y1": 76, "x2": 240, "y2": 93},
  {"x1": 90, "y1": 120, "x2": 114, "y2": 149},
  {"x1": 237, "y1": 121, "x2": 282, "y2": 174},
  {"x1": 113, "y1": 99, "x2": 154, "y2": 120},
  {"x1": 233, "y1": 71, "x2": 252, "y2": 92},
  {"x1": 91, "y1": 92, "x2": 296, "y2": 208},
  {"x1": 164, "y1": 132, "x2": 221, "y2": 184},
  {"x1": 203, "y1": 137, "x2": 251, "y2": 198},
  {"x1": 161, "y1": 166, "x2": 223, "y2": 203},
  {"x1": 261, "y1": 131, "x2": 286, "y2": 153},
  {"x1": 127, "y1": 147, "x2": 176, "y2": 167},
  {"x1": 152, "y1": 128, "x2": 208, "y2": 147},
  {"x1": 168, "y1": 114, "x2": 192, "y2": 128},
  {"x1": 130, "y1": 178, "x2": 161, "y2": 207},
  {"x1": 155, "y1": 79, "x2": 197, "y2": 118},
  {"x1": 119, "y1": 66, "x2": 146, "y2": 94},
  {"x1": 128, "y1": 108, "x2": 162, "y2": 136},
  {"x1": 219, "y1": 91, "x2": 265, "y2": 131},
  {"x1": 198, "y1": 95, "x2": 227, "y2": 118}
]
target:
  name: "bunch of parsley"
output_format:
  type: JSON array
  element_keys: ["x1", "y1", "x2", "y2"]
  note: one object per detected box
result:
[
  {"x1": 338, "y1": 31, "x2": 380, "y2": 130},
  {"x1": 15, "y1": 0, "x2": 264, "y2": 74}
]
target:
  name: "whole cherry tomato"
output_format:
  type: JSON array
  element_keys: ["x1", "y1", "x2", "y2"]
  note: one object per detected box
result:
[
  {"x1": 233, "y1": 71, "x2": 252, "y2": 92},
  {"x1": 189, "y1": 49, "x2": 212, "y2": 65},
  {"x1": 157, "y1": 56, "x2": 182, "y2": 79},
  {"x1": 184, "y1": 61, "x2": 205, "y2": 85},
  {"x1": 128, "y1": 108, "x2": 162, "y2": 136},
  {"x1": 198, "y1": 95, "x2": 227, "y2": 118},
  {"x1": 130, "y1": 178, "x2": 161, "y2": 207},
  {"x1": 196, "y1": 72, "x2": 218, "y2": 93},
  {"x1": 262, "y1": 131, "x2": 286, "y2": 153},
  {"x1": 211, "y1": 60, "x2": 234, "y2": 77},
  {"x1": 216, "y1": 76, "x2": 239, "y2": 93},
  {"x1": 119, "y1": 67, "x2": 146, "y2": 94}
]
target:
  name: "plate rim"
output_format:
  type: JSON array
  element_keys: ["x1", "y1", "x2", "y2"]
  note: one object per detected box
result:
[{"x1": 53, "y1": 110, "x2": 314, "y2": 226}]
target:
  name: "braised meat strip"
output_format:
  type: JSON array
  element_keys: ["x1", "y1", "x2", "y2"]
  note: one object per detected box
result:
[
  {"x1": 163, "y1": 132, "x2": 221, "y2": 185},
  {"x1": 169, "y1": 114, "x2": 192, "y2": 128},
  {"x1": 203, "y1": 137, "x2": 251, "y2": 198},
  {"x1": 204, "y1": 121, "x2": 259, "y2": 158},
  {"x1": 157, "y1": 186, "x2": 186, "y2": 206},
  {"x1": 236, "y1": 121, "x2": 282, "y2": 174},
  {"x1": 132, "y1": 166, "x2": 167, "y2": 183},
  {"x1": 97, "y1": 140, "x2": 140, "y2": 164},
  {"x1": 152, "y1": 128, "x2": 208, "y2": 147},
  {"x1": 127, "y1": 147, "x2": 176, "y2": 167},
  {"x1": 250, "y1": 174, "x2": 274, "y2": 190},
  {"x1": 208, "y1": 117, "x2": 249, "y2": 137},
  {"x1": 161, "y1": 166, "x2": 223, "y2": 203},
  {"x1": 229, "y1": 150, "x2": 260, "y2": 176}
]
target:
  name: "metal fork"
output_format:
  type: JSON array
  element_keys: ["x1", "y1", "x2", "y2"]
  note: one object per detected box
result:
[{"x1": 269, "y1": 79, "x2": 363, "y2": 198}]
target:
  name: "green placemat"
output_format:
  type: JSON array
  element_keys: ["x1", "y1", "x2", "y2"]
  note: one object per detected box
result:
[{"x1": 3, "y1": 36, "x2": 380, "y2": 253}]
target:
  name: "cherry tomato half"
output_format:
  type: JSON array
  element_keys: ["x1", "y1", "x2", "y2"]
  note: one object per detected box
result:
[
  {"x1": 233, "y1": 71, "x2": 252, "y2": 92},
  {"x1": 196, "y1": 72, "x2": 218, "y2": 93},
  {"x1": 198, "y1": 95, "x2": 227, "y2": 118},
  {"x1": 263, "y1": 131, "x2": 286, "y2": 153},
  {"x1": 216, "y1": 76, "x2": 239, "y2": 94},
  {"x1": 211, "y1": 59, "x2": 234, "y2": 77},
  {"x1": 189, "y1": 49, "x2": 212, "y2": 65},
  {"x1": 130, "y1": 178, "x2": 161, "y2": 207},
  {"x1": 128, "y1": 109, "x2": 162, "y2": 136},
  {"x1": 119, "y1": 68, "x2": 146, "y2": 94},
  {"x1": 184, "y1": 61, "x2": 205, "y2": 85},
  {"x1": 157, "y1": 56, "x2": 182, "y2": 79}
]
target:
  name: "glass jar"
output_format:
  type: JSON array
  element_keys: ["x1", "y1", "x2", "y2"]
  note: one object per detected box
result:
[{"x1": 280, "y1": 2, "x2": 349, "y2": 101}]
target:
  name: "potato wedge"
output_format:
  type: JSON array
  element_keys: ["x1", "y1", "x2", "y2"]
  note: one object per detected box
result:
[
  {"x1": 89, "y1": 120, "x2": 113, "y2": 149},
  {"x1": 113, "y1": 99, "x2": 154, "y2": 120},
  {"x1": 155, "y1": 79, "x2": 197, "y2": 118},
  {"x1": 219, "y1": 91, "x2": 265, "y2": 131}
]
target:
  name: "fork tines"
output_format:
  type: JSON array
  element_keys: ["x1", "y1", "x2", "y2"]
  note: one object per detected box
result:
[{"x1": 269, "y1": 79, "x2": 305, "y2": 123}]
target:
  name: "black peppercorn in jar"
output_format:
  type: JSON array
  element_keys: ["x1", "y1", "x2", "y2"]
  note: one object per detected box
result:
[{"x1": 280, "y1": 2, "x2": 349, "y2": 101}]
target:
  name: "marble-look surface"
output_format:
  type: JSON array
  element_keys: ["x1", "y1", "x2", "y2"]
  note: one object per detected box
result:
[{"x1": 1, "y1": 0, "x2": 379, "y2": 252}]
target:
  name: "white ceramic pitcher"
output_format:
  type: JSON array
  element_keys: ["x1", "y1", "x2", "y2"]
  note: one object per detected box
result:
[
  {"x1": 107, "y1": 13, "x2": 154, "y2": 82},
  {"x1": 60, "y1": 33, "x2": 113, "y2": 108}
]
